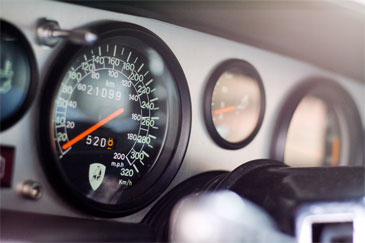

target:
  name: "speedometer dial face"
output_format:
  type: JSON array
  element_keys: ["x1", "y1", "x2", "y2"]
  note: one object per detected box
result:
[
  {"x1": 39, "y1": 22, "x2": 191, "y2": 216},
  {"x1": 55, "y1": 42, "x2": 166, "y2": 191}
]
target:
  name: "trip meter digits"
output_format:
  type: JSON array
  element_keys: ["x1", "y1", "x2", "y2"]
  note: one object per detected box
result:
[{"x1": 40, "y1": 22, "x2": 191, "y2": 216}]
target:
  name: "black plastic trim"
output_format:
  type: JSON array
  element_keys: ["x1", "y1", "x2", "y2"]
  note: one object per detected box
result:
[{"x1": 143, "y1": 171, "x2": 227, "y2": 242}]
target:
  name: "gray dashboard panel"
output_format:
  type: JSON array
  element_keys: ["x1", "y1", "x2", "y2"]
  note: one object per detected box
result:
[{"x1": 0, "y1": 0, "x2": 364, "y2": 223}]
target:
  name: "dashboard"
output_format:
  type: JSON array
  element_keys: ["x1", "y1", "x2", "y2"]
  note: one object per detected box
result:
[{"x1": 1, "y1": 0, "x2": 364, "y2": 242}]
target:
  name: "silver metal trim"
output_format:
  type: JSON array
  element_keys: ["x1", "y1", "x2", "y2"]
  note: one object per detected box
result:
[{"x1": 36, "y1": 18, "x2": 97, "y2": 47}]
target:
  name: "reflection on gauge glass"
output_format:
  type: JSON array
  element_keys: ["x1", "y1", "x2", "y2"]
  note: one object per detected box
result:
[
  {"x1": 39, "y1": 22, "x2": 191, "y2": 216},
  {"x1": 0, "y1": 20, "x2": 37, "y2": 131},
  {"x1": 271, "y1": 79, "x2": 364, "y2": 167},
  {"x1": 212, "y1": 71, "x2": 261, "y2": 142},
  {"x1": 284, "y1": 95, "x2": 341, "y2": 167},
  {"x1": 204, "y1": 60, "x2": 265, "y2": 149}
]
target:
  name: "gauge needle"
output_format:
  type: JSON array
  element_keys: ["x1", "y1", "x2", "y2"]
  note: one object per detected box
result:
[
  {"x1": 62, "y1": 108, "x2": 125, "y2": 150},
  {"x1": 214, "y1": 106, "x2": 236, "y2": 115}
]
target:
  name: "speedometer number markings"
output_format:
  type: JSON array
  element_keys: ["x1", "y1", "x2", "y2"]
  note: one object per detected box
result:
[
  {"x1": 40, "y1": 23, "x2": 190, "y2": 215},
  {"x1": 54, "y1": 43, "x2": 162, "y2": 187}
]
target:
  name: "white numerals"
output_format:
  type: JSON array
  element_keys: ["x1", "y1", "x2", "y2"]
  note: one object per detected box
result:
[
  {"x1": 140, "y1": 118, "x2": 155, "y2": 127},
  {"x1": 123, "y1": 63, "x2": 135, "y2": 71},
  {"x1": 56, "y1": 98, "x2": 78, "y2": 109},
  {"x1": 92, "y1": 55, "x2": 105, "y2": 65},
  {"x1": 107, "y1": 57, "x2": 120, "y2": 66},
  {"x1": 108, "y1": 70, "x2": 119, "y2": 78},
  {"x1": 57, "y1": 132, "x2": 67, "y2": 142},
  {"x1": 127, "y1": 133, "x2": 151, "y2": 144},
  {"x1": 77, "y1": 83, "x2": 121, "y2": 101},
  {"x1": 128, "y1": 73, "x2": 144, "y2": 82},
  {"x1": 81, "y1": 62, "x2": 95, "y2": 72},
  {"x1": 113, "y1": 152, "x2": 126, "y2": 160},
  {"x1": 131, "y1": 151, "x2": 145, "y2": 160},
  {"x1": 129, "y1": 94, "x2": 139, "y2": 102},
  {"x1": 141, "y1": 101, "x2": 155, "y2": 110},
  {"x1": 120, "y1": 168, "x2": 134, "y2": 177},
  {"x1": 86, "y1": 135, "x2": 107, "y2": 148},
  {"x1": 121, "y1": 79, "x2": 131, "y2": 87},
  {"x1": 68, "y1": 71, "x2": 82, "y2": 81},
  {"x1": 137, "y1": 85, "x2": 151, "y2": 95},
  {"x1": 66, "y1": 121, "x2": 75, "y2": 129}
]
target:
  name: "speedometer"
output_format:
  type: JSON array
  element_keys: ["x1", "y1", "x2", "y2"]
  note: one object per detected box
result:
[{"x1": 39, "y1": 22, "x2": 191, "y2": 216}]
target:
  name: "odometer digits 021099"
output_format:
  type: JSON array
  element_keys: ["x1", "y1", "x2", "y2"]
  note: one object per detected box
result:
[{"x1": 39, "y1": 22, "x2": 191, "y2": 216}]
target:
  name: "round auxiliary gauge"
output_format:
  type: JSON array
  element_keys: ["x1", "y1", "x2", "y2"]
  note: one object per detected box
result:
[
  {"x1": 204, "y1": 59, "x2": 265, "y2": 150},
  {"x1": 0, "y1": 20, "x2": 38, "y2": 131},
  {"x1": 39, "y1": 22, "x2": 191, "y2": 216},
  {"x1": 270, "y1": 79, "x2": 364, "y2": 167}
]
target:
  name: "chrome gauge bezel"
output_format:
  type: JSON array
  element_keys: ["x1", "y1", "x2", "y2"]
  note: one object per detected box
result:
[
  {"x1": 38, "y1": 21, "x2": 191, "y2": 217},
  {"x1": 203, "y1": 59, "x2": 266, "y2": 150},
  {"x1": 270, "y1": 78, "x2": 364, "y2": 166}
]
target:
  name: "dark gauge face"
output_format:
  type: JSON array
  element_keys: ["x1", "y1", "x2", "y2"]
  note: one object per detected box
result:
[
  {"x1": 0, "y1": 20, "x2": 37, "y2": 131},
  {"x1": 204, "y1": 59, "x2": 265, "y2": 150},
  {"x1": 39, "y1": 22, "x2": 191, "y2": 216},
  {"x1": 54, "y1": 41, "x2": 168, "y2": 194},
  {"x1": 270, "y1": 79, "x2": 364, "y2": 167}
]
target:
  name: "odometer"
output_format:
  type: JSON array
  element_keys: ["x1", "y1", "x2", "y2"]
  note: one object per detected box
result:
[{"x1": 39, "y1": 22, "x2": 191, "y2": 216}]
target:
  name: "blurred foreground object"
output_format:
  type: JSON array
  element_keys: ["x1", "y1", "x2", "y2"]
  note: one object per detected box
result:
[
  {"x1": 169, "y1": 191, "x2": 294, "y2": 243},
  {"x1": 147, "y1": 160, "x2": 364, "y2": 243}
]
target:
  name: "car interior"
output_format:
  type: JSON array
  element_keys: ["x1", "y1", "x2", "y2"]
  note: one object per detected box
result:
[{"x1": 1, "y1": 0, "x2": 364, "y2": 242}]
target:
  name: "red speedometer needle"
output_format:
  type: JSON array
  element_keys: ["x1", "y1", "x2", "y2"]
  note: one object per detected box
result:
[
  {"x1": 214, "y1": 106, "x2": 236, "y2": 115},
  {"x1": 62, "y1": 108, "x2": 125, "y2": 150}
]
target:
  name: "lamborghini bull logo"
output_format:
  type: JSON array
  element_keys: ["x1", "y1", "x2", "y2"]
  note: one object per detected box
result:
[{"x1": 89, "y1": 163, "x2": 106, "y2": 191}]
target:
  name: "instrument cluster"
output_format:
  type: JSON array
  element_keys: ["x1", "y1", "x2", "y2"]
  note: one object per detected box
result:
[{"x1": 0, "y1": 0, "x2": 363, "y2": 221}]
